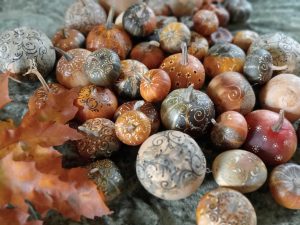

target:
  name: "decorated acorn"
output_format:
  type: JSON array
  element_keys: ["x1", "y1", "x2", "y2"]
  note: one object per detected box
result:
[
  {"x1": 188, "y1": 32, "x2": 209, "y2": 61},
  {"x1": 196, "y1": 187, "x2": 257, "y2": 225},
  {"x1": 168, "y1": 0, "x2": 203, "y2": 17},
  {"x1": 204, "y1": 43, "x2": 246, "y2": 78},
  {"x1": 130, "y1": 41, "x2": 165, "y2": 69},
  {"x1": 259, "y1": 74, "x2": 300, "y2": 122},
  {"x1": 0, "y1": 27, "x2": 56, "y2": 80},
  {"x1": 243, "y1": 109, "x2": 297, "y2": 166},
  {"x1": 76, "y1": 118, "x2": 120, "y2": 159},
  {"x1": 75, "y1": 84, "x2": 118, "y2": 122},
  {"x1": 114, "y1": 100, "x2": 160, "y2": 134},
  {"x1": 160, "y1": 42, "x2": 205, "y2": 90},
  {"x1": 52, "y1": 28, "x2": 85, "y2": 52},
  {"x1": 224, "y1": 0, "x2": 252, "y2": 24},
  {"x1": 114, "y1": 60, "x2": 148, "y2": 99},
  {"x1": 65, "y1": 0, "x2": 107, "y2": 35},
  {"x1": 193, "y1": 10, "x2": 219, "y2": 37},
  {"x1": 210, "y1": 111, "x2": 248, "y2": 150},
  {"x1": 136, "y1": 130, "x2": 206, "y2": 200},
  {"x1": 115, "y1": 110, "x2": 151, "y2": 146},
  {"x1": 55, "y1": 47, "x2": 91, "y2": 88},
  {"x1": 86, "y1": 8, "x2": 132, "y2": 60},
  {"x1": 140, "y1": 69, "x2": 171, "y2": 103},
  {"x1": 207, "y1": 72, "x2": 255, "y2": 115},
  {"x1": 148, "y1": 0, "x2": 171, "y2": 16},
  {"x1": 159, "y1": 22, "x2": 191, "y2": 53},
  {"x1": 122, "y1": 1, "x2": 157, "y2": 37},
  {"x1": 248, "y1": 32, "x2": 300, "y2": 75},
  {"x1": 232, "y1": 30, "x2": 259, "y2": 52},
  {"x1": 212, "y1": 150, "x2": 267, "y2": 193},
  {"x1": 84, "y1": 48, "x2": 121, "y2": 87},
  {"x1": 210, "y1": 27, "x2": 233, "y2": 45},
  {"x1": 269, "y1": 163, "x2": 300, "y2": 209},
  {"x1": 87, "y1": 159, "x2": 124, "y2": 201},
  {"x1": 160, "y1": 85, "x2": 215, "y2": 137},
  {"x1": 243, "y1": 49, "x2": 288, "y2": 85},
  {"x1": 202, "y1": 3, "x2": 230, "y2": 27}
]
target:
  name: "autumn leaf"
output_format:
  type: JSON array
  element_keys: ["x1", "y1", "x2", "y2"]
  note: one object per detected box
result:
[
  {"x1": 25, "y1": 87, "x2": 80, "y2": 124},
  {"x1": 0, "y1": 144, "x2": 111, "y2": 223},
  {"x1": 0, "y1": 73, "x2": 11, "y2": 109}
]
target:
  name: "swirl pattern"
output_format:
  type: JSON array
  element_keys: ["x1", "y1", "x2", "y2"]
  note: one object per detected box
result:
[{"x1": 136, "y1": 130, "x2": 206, "y2": 200}]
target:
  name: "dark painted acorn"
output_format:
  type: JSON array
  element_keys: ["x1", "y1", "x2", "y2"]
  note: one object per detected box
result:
[
  {"x1": 86, "y1": 8, "x2": 132, "y2": 60},
  {"x1": 114, "y1": 60, "x2": 148, "y2": 99},
  {"x1": 210, "y1": 111, "x2": 248, "y2": 150},
  {"x1": 130, "y1": 41, "x2": 165, "y2": 70},
  {"x1": 160, "y1": 42, "x2": 205, "y2": 90},
  {"x1": 84, "y1": 48, "x2": 121, "y2": 87},
  {"x1": 114, "y1": 100, "x2": 160, "y2": 134},
  {"x1": 136, "y1": 130, "x2": 206, "y2": 200},
  {"x1": 160, "y1": 85, "x2": 215, "y2": 137},
  {"x1": 52, "y1": 28, "x2": 85, "y2": 52},
  {"x1": 224, "y1": 0, "x2": 252, "y2": 24},
  {"x1": 87, "y1": 159, "x2": 124, "y2": 201},
  {"x1": 210, "y1": 27, "x2": 233, "y2": 45},
  {"x1": 122, "y1": 2, "x2": 157, "y2": 37},
  {"x1": 204, "y1": 43, "x2": 246, "y2": 78},
  {"x1": 207, "y1": 72, "x2": 255, "y2": 115},
  {"x1": 243, "y1": 49, "x2": 287, "y2": 85},
  {"x1": 76, "y1": 118, "x2": 121, "y2": 159},
  {"x1": 65, "y1": 0, "x2": 107, "y2": 35},
  {"x1": 159, "y1": 22, "x2": 191, "y2": 53},
  {"x1": 55, "y1": 47, "x2": 91, "y2": 88}
]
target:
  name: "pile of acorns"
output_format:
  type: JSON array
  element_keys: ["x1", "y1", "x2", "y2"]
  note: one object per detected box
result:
[{"x1": 1, "y1": 0, "x2": 300, "y2": 224}]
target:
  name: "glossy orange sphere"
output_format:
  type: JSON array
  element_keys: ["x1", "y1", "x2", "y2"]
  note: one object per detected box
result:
[
  {"x1": 193, "y1": 10, "x2": 219, "y2": 36},
  {"x1": 140, "y1": 69, "x2": 171, "y2": 103},
  {"x1": 233, "y1": 30, "x2": 259, "y2": 52},
  {"x1": 52, "y1": 28, "x2": 85, "y2": 52},
  {"x1": 115, "y1": 110, "x2": 151, "y2": 146},
  {"x1": 75, "y1": 85, "x2": 118, "y2": 122}
]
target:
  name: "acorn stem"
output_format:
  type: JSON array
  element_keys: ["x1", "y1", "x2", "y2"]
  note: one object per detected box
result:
[
  {"x1": 272, "y1": 110, "x2": 285, "y2": 132},
  {"x1": 62, "y1": 28, "x2": 68, "y2": 39},
  {"x1": 6, "y1": 74, "x2": 22, "y2": 83},
  {"x1": 181, "y1": 42, "x2": 188, "y2": 66},
  {"x1": 149, "y1": 40, "x2": 160, "y2": 47},
  {"x1": 106, "y1": 7, "x2": 115, "y2": 30},
  {"x1": 24, "y1": 59, "x2": 50, "y2": 92},
  {"x1": 51, "y1": 46, "x2": 74, "y2": 61},
  {"x1": 133, "y1": 100, "x2": 145, "y2": 110},
  {"x1": 271, "y1": 64, "x2": 288, "y2": 71},
  {"x1": 184, "y1": 84, "x2": 194, "y2": 103},
  {"x1": 211, "y1": 118, "x2": 217, "y2": 126}
]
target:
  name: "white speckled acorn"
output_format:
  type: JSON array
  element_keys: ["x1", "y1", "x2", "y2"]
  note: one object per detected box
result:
[{"x1": 136, "y1": 130, "x2": 206, "y2": 200}]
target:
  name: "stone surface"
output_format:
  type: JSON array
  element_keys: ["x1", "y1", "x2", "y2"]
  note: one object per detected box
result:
[{"x1": 1, "y1": 0, "x2": 300, "y2": 224}]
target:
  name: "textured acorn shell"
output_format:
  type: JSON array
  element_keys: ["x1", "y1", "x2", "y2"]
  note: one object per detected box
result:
[
  {"x1": 224, "y1": 0, "x2": 253, "y2": 24},
  {"x1": 86, "y1": 24, "x2": 132, "y2": 60},
  {"x1": 168, "y1": 0, "x2": 203, "y2": 17},
  {"x1": 188, "y1": 32, "x2": 209, "y2": 61},
  {"x1": 114, "y1": 100, "x2": 160, "y2": 134},
  {"x1": 212, "y1": 149, "x2": 267, "y2": 193},
  {"x1": 160, "y1": 53, "x2": 205, "y2": 90},
  {"x1": 193, "y1": 10, "x2": 219, "y2": 36},
  {"x1": 65, "y1": 0, "x2": 107, "y2": 35},
  {"x1": 84, "y1": 48, "x2": 121, "y2": 87},
  {"x1": 269, "y1": 163, "x2": 300, "y2": 209},
  {"x1": 232, "y1": 30, "x2": 259, "y2": 52},
  {"x1": 248, "y1": 32, "x2": 300, "y2": 76},
  {"x1": 159, "y1": 22, "x2": 191, "y2": 53},
  {"x1": 87, "y1": 159, "x2": 124, "y2": 201},
  {"x1": 56, "y1": 48, "x2": 91, "y2": 88},
  {"x1": 114, "y1": 60, "x2": 148, "y2": 99},
  {"x1": 160, "y1": 86, "x2": 215, "y2": 137},
  {"x1": 207, "y1": 72, "x2": 255, "y2": 115},
  {"x1": 136, "y1": 130, "x2": 206, "y2": 200},
  {"x1": 204, "y1": 42, "x2": 246, "y2": 78},
  {"x1": 122, "y1": 3, "x2": 157, "y2": 37},
  {"x1": 0, "y1": 27, "x2": 56, "y2": 79},
  {"x1": 243, "y1": 49, "x2": 273, "y2": 85},
  {"x1": 52, "y1": 28, "x2": 85, "y2": 52},
  {"x1": 196, "y1": 187, "x2": 257, "y2": 225},
  {"x1": 75, "y1": 84, "x2": 118, "y2": 122},
  {"x1": 76, "y1": 118, "x2": 121, "y2": 159}
]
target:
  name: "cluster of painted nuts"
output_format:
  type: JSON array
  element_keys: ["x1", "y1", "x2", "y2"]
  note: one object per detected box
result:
[{"x1": 1, "y1": 0, "x2": 299, "y2": 224}]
